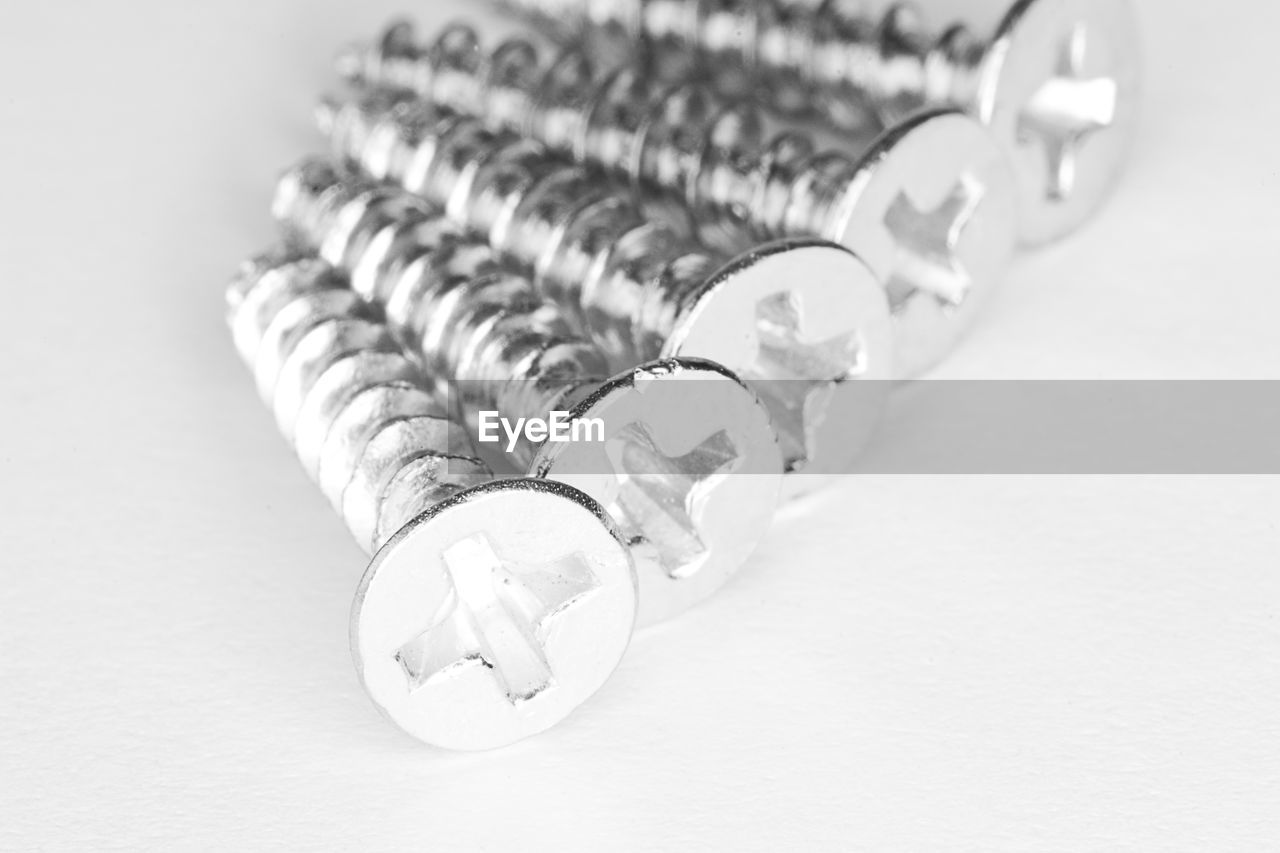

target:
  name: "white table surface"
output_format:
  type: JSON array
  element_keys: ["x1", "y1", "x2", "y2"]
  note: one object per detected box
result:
[{"x1": 2, "y1": 0, "x2": 1278, "y2": 849}]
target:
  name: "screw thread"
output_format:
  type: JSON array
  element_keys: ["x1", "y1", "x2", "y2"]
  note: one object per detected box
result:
[
  {"x1": 273, "y1": 159, "x2": 610, "y2": 465},
  {"x1": 342, "y1": 20, "x2": 880, "y2": 255},
  {"x1": 322, "y1": 92, "x2": 720, "y2": 373},
  {"x1": 226, "y1": 247, "x2": 491, "y2": 554},
  {"x1": 499, "y1": 0, "x2": 989, "y2": 129}
]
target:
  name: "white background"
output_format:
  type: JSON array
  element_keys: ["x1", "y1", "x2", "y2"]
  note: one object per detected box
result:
[{"x1": 2, "y1": 0, "x2": 1279, "y2": 849}]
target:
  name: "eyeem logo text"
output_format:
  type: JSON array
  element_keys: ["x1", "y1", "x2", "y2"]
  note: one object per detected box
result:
[{"x1": 477, "y1": 411, "x2": 605, "y2": 452}]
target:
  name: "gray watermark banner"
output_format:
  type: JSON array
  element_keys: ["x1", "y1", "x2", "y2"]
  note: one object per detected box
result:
[
  {"x1": 857, "y1": 380, "x2": 1280, "y2": 474},
  {"x1": 440, "y1": 380, "x2": 1280, "y2": 475}
]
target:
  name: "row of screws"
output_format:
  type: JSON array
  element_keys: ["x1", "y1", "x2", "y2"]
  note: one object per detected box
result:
[
  {"x1": 272, "y1": 158, "x2": 784, "y2": 629},
  {"x1": 318, "y1": 88, "x2": 892, "y2": 485},
  {"x1": 227, "y1": 1, "x2": 1140, "y2": 750},
  {"x1": 339, "y1": 19, "x2": 1018, "y2": 378},
  {"x1": 233, "y1": 161, "x2": 784, "y2": 747}
]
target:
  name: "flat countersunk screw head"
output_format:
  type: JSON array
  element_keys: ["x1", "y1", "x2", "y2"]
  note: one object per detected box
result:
[
  {"x1": 828, "y1": 110, "x2": 1018, "y2": 378},
  {"x1": 530, "y1": 359, "x2": 782, "y2": 626},
  {"x1": 353, "y1": 478, "x2": 637, "y2": 751},
  {"x1": 980, "y1": 0, "x2": 1141, "y2": 244},
  {"x1": 661, "y1": 240, "x2": 892, "y2": 495}
]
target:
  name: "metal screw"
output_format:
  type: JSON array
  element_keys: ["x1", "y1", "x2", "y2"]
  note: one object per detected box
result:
[
  {"x1": 227, "y1": 247, "x2": 638, "y2": 751},
  {"x1": 273, "y1": 160, "x2": 784, "y2": 625},
  {"x1": 318, "y1": 90, "x2": 892, "y2": 493},
  {"x1": 339, "y1": 19, "x2": 1017, "y2": 378},
  {"x1": 500, "y1": 0, "x2": 1141, "y2": 246}
]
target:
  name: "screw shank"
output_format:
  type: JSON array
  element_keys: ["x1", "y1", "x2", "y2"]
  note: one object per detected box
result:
[{"x1": 227, "y1": 249, "x2": 493, "y2": 555}]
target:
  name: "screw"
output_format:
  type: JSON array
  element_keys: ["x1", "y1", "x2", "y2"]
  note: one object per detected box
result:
[
  {"x1": 499, "y1": 0, "x2": 1141, "y2": 246},
  {"x1": 339, "y1": 20, "x2": 1016, "y2": 378},
  {"x1": 318, "y1": 90, "x2": 892, "y2": 493},
  {"x1": 226, "y1": 246, "x2": 639, "y2": 751},
  {"x1": 274, "y1": 159, "x2": 784, "y2": 625}
]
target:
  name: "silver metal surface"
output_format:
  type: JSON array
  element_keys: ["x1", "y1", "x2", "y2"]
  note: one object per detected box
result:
[
  {"x1": 227, "y1": 249, "x2": 638, "y2": 750},
  {"x1": 339, "y1": 21, "x2": 1016, "y2": 378},
  {"x1": 321, "y1": 94, "x2": 892, "y2": 489},
  {"x1": 274, "y1": 161, "x2": 784, "y2": 625},
  {"x1": 498, "y1": 0, "x2": 1141, "y2": 246}
]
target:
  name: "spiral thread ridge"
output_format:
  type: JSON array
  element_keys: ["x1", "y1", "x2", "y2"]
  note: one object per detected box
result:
[
  {"x1": 272, "y1": 158, "x2": 610, "y2": 465},
  {"x1": 321, "y1": 91, "x2": 722, "y2": 373},
  {"x1": 341, "y1": 19, "x2": 877, "y2": 255},
  {"x1": 226, "y1": 247, "x2": 492, "y2": 554},
  {"x1": 500, "y1": 0, "x2": 988, "y2": 130}
]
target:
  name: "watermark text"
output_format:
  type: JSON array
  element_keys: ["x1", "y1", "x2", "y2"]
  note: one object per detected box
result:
[{"x1": 477, "y1": 411, "x2": 606, "y2": 452}]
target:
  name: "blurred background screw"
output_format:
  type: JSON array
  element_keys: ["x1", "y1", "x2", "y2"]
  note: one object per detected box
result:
[{"x1": 496, "y1": 0, "x2": 1142, "y2": 245}]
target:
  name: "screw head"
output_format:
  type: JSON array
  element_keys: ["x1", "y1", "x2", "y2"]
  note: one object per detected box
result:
[
  {"x1": 352, "y1": 477, "x2": 637, "y2": 751},
  {"x1": 661, "y1": 240, "x2": 893, "y2": 496},
  {"x1": 530, "y1": 358, "x2": 783, "y2": 625},
  {"x1": 828, "y1": 109, "x2": 1018, "y2": 378},
  {"x1": 980, "y1": 0, "x2": 1141, "y2": 245}
]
